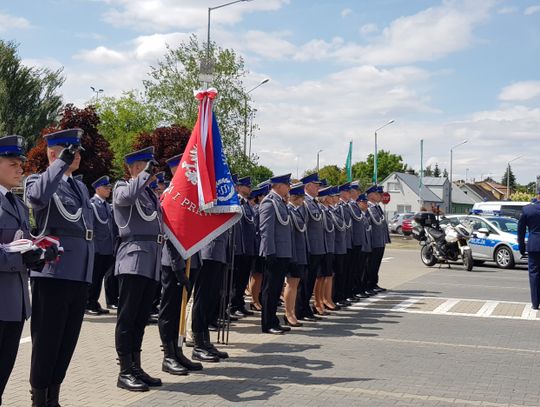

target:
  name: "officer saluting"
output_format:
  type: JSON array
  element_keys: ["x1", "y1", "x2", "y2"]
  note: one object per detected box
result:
[
  {"x1": 113, "y1": 147, "x2": 163, "y2": 392},
  {"x1": 518, "y1": 188, "x2": 540, "y2": 310},
  {"x1": 87, "y1": 175, "x2": 115, "y2": 315},
  {"x1": 25, "y1": 129, "x2": 93, "y2": 406}
]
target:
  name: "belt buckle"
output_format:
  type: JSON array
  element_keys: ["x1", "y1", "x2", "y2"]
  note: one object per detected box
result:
[
  {"x1": 85, "y1": 229, "x2": 94, "y2": 241},
  {"x1": 157, "y1": 234, "x2": 164, "y2": 244}
]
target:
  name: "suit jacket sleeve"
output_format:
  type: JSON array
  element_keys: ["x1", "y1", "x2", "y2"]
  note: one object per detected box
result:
[
  {"x1": 259, "y1": 198, "x2": 276, "y2": 256},
  {"x1": 518, "y1": 209, "x2": 527, "y2": 249},
  {"x1": 114, "y1": 172, "x2": 151, "y2": 206},
  {"x1": 25, "y1": 158, "x2": 70, "y2": 210}
]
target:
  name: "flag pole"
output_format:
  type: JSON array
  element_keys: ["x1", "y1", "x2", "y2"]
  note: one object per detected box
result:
[{"x1": 178, "y1": 256, "x2": 191, "y2": 347}]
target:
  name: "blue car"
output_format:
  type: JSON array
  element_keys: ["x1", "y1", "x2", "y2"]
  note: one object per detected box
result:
[{"x1": 441, "y1": 215, "x2": 526, "y2": 269}]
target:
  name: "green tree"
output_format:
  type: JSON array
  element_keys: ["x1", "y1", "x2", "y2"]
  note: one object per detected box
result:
[
  {"x1": 0, "y1": 40, "x2": 64, "y2": 144},
  {"x1": 433, "y1": 164, "x2": 441, "y2": 177},
  {"x1": 144, "y1": 34, "x2": 253, "y2": 173},
  {"x1": 424, "y1": 165, "x2": 433, "y2": 177},
  {"x1": 318, "y1": 165, "x2": 346, "y2": 186},
  {"x1": 510, "y1": 191, "x2": 534, "y2": 202},
  {"x1": 442, "y1": 168, "x2": 448, "y2": 178},
  {"x1": 250, "y1": 165, "x2": 273, "y2": 186},
  {"x1": 96, "y1": 91, "x2": 163, "y2": 176},
  {"x1": 501, "y1": 165, "x2": 517, "y2": 191},
  {"x1": 352, "y1": 150, "x2": 408, "y2": 186}
]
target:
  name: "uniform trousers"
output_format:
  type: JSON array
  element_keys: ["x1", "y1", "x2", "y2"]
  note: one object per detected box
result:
[
  {"x1": 295, "y1": 254, "x2": 323, "y2": 318},
  {"x1": 350, "y1": 246, "x2": 362, "y2": 294},
  {"x1": 332, "y1": 254, "x2": 347, "y2": 303},
  {"x1": 88, "y1": 253, "x2": 114, "y2": 309},
  {"x1": 30, "y1": 278, "x2": 88, "y2": 388},
  {"x1": 115, "y1": 275, "x2": 157, "y2": 356},
  {"x1": 261, "y1": 256, "x2": 289, "y2": 331},
  {"x1": 342, "y1": 249, "x2": 354, "y2": 299},
  {"x1": 192, "y1": 260, "x2": 224, "y2": 334},
  {"x1": 158, "y1": 265, "x2": 198, "y2": 343},
  {"x1": 367, "y1": 247, "x2": 385, "y2": 289},
  {"x1": 358, "y1": 251, "x2": 371, "y2": 292},
  {"x1": 104, "y1": 267, "x2": 119, "y2": 307},
  {"x1": 0, "y1": 320, "x2": 24, "y2": 402},
  {"x1": 231, "y1": 255, "x2": 255, "y2": 312},
  {"x1": 528, "y1": 252, "x2": 540, "y2": 308}
]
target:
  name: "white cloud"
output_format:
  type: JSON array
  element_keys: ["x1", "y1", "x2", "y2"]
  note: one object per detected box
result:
[
  {"x1": 359, "y1": 23, "x2": 378, "y2": 35},
  {"x1": 524, "y1": 5, "x2": 540, "y2": 15},
  {"x1": 0, "y1": 12, "x2": 31, "y2": 32},
  {"x1": 74, "y1": 46, "x2": 127, "y2": 64},
  {"x1": 497, "y1": 6, "x2": 517, "y2": 14},
  {"x1": 498, "y1": 81, "x2": 540, "y2": 102},
  {"x1": 341, "y1": 8, "x2": 352, "y2": 18}
]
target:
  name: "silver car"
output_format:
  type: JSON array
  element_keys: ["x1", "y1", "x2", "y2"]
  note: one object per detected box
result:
[
  {"x1": 388, "y1": 213, "x2": 415, "y2": 234},
  {"x1": 440, "y1": 214, "x2": 526, "y2": 269}
]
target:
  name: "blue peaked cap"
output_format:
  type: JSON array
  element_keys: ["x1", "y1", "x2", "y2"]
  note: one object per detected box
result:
[
  {"x1": 289, "y1": 183, "x2": 305, "y2": 196},
  {"x1": 377, "y1": 186, "x2": 384, "y2": 193},
  {"x1": 0, "y1": 135, "x2": 25, "y2": 159},
  {"x1": 357, "y1": 193, "x2": 368, "y2": 202},
  {"x1": 44, "y1": 128, "x2": 83, "y2": 148},
  {"x1": 91, "y1": 175, "x2": 110, "y2": 189},
  {"x1": 300, "y1": 173, "x2": 321, "y2": 184},
  {"x1": 237, "y1": 176, "x2": 251, "y2": 187},
  {"x1": 318, "y1": 186, "x2": 333, "y2": 197},
  {"x1": 366, "y1": 185, "x2": 378, "y2": 194},
  {"x1": 338, "y1": 182, "x2": 351, "y2": 192},
  {"x1": 166, "y1": 154, "x2": 182, "y2": 168},
  {"x1": 124, "y1": 146, "x2": 155, "y2": 165},
  {"x1": 270, "y1": 173, "x2": 291, "y2": 185}
]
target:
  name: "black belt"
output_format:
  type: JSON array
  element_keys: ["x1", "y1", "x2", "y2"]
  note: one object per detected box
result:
[
  {"x1": 47, "y1": 228, "x2": 94, "y2": 241},
  {"x1": 120, "y1": 234, "x2": 164, "y2": 244}
]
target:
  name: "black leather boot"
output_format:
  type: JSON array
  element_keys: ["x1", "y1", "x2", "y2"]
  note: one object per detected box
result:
[
  {"x1": 31, "y1": 388, "x2": 47, "y2": 407},
  {"x1": 46, "y1": 384, "x2": 61, "y2": 407},
  {"x1": 174, "y1": 341, "x2": 203, "y2": 371},
  {"x1": 192, "y1": 332, "x2": 219, "y2": 362},
  {"x1": 117, "y1": 354, "x2": 148, "y2": 392},
  {"x1": 161, "y1": 342, "x2": 189, "y2": 376},
  {"x1": 204, "y1": 329, "x2": 229, "y2": 359},
  {"x1": 132, "y1": 352, "x2": 162, "y2": 387}
]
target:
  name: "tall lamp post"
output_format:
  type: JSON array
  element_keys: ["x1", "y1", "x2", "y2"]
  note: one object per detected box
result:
[
  {"x1": 317, "y1": 149, "x2": 323, "y2": 172},
  {"x1": 449, "y1": 140, "x2": 468, "y2": 214},
  {"x1": 202, "y1": 0, "x2": 253, "y2": 84},
  {"x1": 244, "y1": 78, "x2": 270, "y2": 158},
  {"x1": 373, "y1": 119, "x2": 395, "y2": 184},
  {"x1": 506, "y1": 155, "x2": 522, "y2": 200},
  {"x1": 90, "y1": 86, "x2": 103, "y2": 102}
]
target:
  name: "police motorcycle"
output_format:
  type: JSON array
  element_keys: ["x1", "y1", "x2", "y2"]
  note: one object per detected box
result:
[{"x1": 412, "y1": 211, "x2": 475, "y2": 271}]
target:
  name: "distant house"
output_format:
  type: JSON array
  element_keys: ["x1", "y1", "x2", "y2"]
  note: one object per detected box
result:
[
  {"x1": 458, "y1": 183, "x2": 499, "y2": 202},
  {"x1": 476, "y1": 181, "x2": 510, "y2": 200},
  {"x1": 381, "y1": 172, "x2": 476, "y2": 216}
]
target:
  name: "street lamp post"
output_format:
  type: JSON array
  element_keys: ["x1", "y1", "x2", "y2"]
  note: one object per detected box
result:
[
  {"x1": 90, "y1": 86, "x2": 103, "y2": 102},
  {"x1": 317, "y1": 149, "x2": 323, "y2": 173},
  {"x1": 248, "y1": 108, "x2": 257, "y2": 157},
  {"x1": 244, "y1": 78, "x2": 270, "y2": 158},
  {"x1": 373, "y1": 120, "x2": 395, "y2": 184},
  {"x1": 506, "y1": 155, "x2": 522, "y2": 200},
  {"x1": 449, "y1": 140, "x2": 468, "y2": 214},
  {"x1": 203, "y1": 0, "x2": 253, "y2": 84}
]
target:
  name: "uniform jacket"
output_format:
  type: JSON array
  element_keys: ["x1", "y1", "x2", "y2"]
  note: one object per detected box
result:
[
  {"x1": 113, "y1": 172, "x2": 162, "y2": 282},
  {"x1": 239, "y1": 196, "x2": 257, "y2": 256},
  {"x1": 201, "y1": 229, "x2": 230, "y2": 264},
  {"x1": 0, "y1": 191, "x2": 31, "y2": 321},
  {"x1": 288, "y1": 203, "x2": 309, "y2": 265},
  {"x1": 304, "y1": 194, "x2": 327, "y2": 255},
  {"x1": 161, "y1": 238, "x2": 202, "y2": 270},
  {"x1": 518, "y1": 202, "x2": 540, "y2": 253},
  {"x1": 348, "y1": 200, "x2": 365, "y2": 247},
  {"x1": 25, "y1": 159, "x2": 95, "y2": 283},
  {"x1": 338, "y1": 200, "x2": 353, "y2": 250},
  {"x1": 90, "y1": 195, "x2": 115, "y2": 255},
  {"x1": 331, "y1": 206, "x2": 348, "y2": 255},
  {"x1": 259, "y1": 190, "x2": 294, "y2": 258},
  {"x1": 367, "y1": 201, "x2": 390, "y2": 249},
  {"x1": 322, "y1": 206, "x2": 336, "y2": 254},
  {"x1": 360, "y1": 209, "x2": 373, "y2": 253}
]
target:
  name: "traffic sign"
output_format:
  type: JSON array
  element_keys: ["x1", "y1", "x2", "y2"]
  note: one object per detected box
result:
[{"x1": 382, "y1": 192, "x2": 391, "y2": 205}]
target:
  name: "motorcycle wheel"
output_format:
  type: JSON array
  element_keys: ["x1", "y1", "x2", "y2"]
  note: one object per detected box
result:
[
  {"x1": 421, "y1": 245, "x2": 437, "y2": 267},
  {"x1": 463, "y1": 249, "x2": 474, "y2": 272}
]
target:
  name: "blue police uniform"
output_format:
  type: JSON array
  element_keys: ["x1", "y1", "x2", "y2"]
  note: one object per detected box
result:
[{"x1": 518, "y1": 195, "x2": 540, "y2": 309}]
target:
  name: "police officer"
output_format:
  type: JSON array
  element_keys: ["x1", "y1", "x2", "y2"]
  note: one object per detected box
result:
[
  {"x1": 159, "y1": 153, "x2": 203, "y2": 374},
  {"x1": 25, "y1": 129, "x2": 94, "y2": 406},
  {"x1": 518, "y1": 188, "x2": 540, "y2": 310},
  {"x1": 87, "y1": 175, "x2": 115, "y2": 315},
  {"x1": 113, "y1": 146, "x2": 163, "y2": 392},
  {"x1": 0, "y1": 135, "x2": 58, "y2": 406},
  {"x1": 259, "y1": 174, "x2": 294, "y2": 334},
  {"x1": 231, "y1": 176, "x2": 257, "y2": 318},
  {"x1": 347, "y1": 182, "x2": 369, "y2": 299},
  {"x1": 366, "y1": 185, "x2": 390, "y2": 293},
  {"x1": 330, "y1": 187, "x2": 349, "y2": 307},
  {"x1": 356, "y1": 193, "x2": 373, "y2": 296},
  {"x1": 296, "y1": 173, "x2": 325, "y2": 321}
]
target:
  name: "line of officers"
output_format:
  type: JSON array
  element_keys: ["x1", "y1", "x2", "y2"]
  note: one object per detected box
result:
[{"x1": 0, "y1": 129, "x2": 390, "y2": 406}]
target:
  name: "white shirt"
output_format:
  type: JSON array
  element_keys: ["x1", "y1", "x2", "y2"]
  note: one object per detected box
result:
[
  {"x1": 93, "y1": 194, "x2": 105, "y2": 204},
  {"x1": 0, "y1": 185, "x2": 8, "y2": 196}
]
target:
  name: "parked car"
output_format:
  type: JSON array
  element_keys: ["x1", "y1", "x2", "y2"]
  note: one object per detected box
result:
[
  {"x1": 388, "y1": 213, "x2": 415, "y2": 234},
  {"x1": 471, "y1": 201, "x2": 529, "y2": 220},
  {"x1": 439, "y1": 214, "x2": 526, "y2": 269},
  {"x1": 401, "y1": 218, "x2": 413, "y2": 236}
]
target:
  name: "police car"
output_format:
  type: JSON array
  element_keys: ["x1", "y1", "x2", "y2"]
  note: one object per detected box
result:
[{"x1": 440, "y1": 211, "x2": 526, "y2": 269}]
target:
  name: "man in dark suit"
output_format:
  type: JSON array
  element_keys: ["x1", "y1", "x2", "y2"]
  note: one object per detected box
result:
[
  {"x1": 25, "y1": 129, "x2": 94, "y2": 406},
  {"x1": 518, "y1": 189, "x2": 540, "y2": 310}
]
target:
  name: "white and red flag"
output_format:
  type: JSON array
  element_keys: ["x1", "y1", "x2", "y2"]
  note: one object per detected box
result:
[{"x1": 161, "y1": 89, "x2": 241, "y2": 258}]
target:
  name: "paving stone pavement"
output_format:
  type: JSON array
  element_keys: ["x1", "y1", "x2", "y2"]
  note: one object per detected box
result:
[{"x1": 3, "y1": 248, "x2": 540, "y2": 406}]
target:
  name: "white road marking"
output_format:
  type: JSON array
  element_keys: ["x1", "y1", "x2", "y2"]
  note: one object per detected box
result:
[
  {"x1": 20, "y1": 336, "x2": 31, "y2": 344},
  {"x1": 432, "y1": 298, "x2": 460, "y2": 314},
  {"x1": 381, "y1": 257, "x2": 394, "y2": 263},
  {"x1": 477, "y1": 301, "x2": 498, "y2": 317}
]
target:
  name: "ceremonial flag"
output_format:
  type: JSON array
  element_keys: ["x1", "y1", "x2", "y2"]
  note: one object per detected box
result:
[
  {"x1": 345, "y1": 141, "x2": 353, "y2": 182},
  {"x1": 161, "y1": 89, "x2": 241, "y2": 258}
]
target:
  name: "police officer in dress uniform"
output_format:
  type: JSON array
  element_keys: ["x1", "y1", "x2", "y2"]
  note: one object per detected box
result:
[
  {"x1": 330, "y1": 187, "x2": 349, "y2": 307},
  {"x1": 366, "y1": 185, "x2": 390, "y2": 293},
  {"x1": 248, "y1": 184, "x2": 269, "y2": 311},
  {"x1": 25, "y1": 129, "x2": 94, "y2": 406},
  {"x1": 337, "y1": 183, "x2": 357, "y2": 304},
  {"x1": 357, "y1": 193, "x2": 373, "y2": 296},
  {"x1": 0, "y1": 136, "x2": 58, "y2": 406},
  {"x1": 113, "y1": 147, "x2": 163, "y2": 392},
  {"x1": 231, "y1": 176, "x2": 257, "y2": 318},
  {"x1": 158, "y1": 153, "x2": 203, "y2": 374},
  {"x1": 87, "y1": 176, "x2": 114, "y2": 315},
  {"x1": 259, "y1": 174, "x2": 294, "y2": 335},
  {"x1": 296, "y1": 173, "x2": 325, "y2": 321},
  {"x1": 518, "y1": 188, "x2": 540, "y2": 310}
]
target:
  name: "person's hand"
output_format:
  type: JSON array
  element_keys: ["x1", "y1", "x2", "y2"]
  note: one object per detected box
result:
[
  {"x1": 174, "y1": 270, "x2": 192, "y2": 292},
  {"x1": 519, "y1": 245, "x2": 526, "y2": 256},
  {"x1": 44, "y1": 245, "x2": 60, "y2": 262},
  {"x1": 58, "y1": 145, "x2": 76, "y2": 165},
  {"x1": 22, "y1": 248, "x2": 44, "y2": 269},
  {"x1": 144, "y1": 159, "x2": 159, "y2": 175}
]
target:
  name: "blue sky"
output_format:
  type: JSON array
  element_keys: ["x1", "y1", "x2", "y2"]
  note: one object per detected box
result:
[{"x1": 1, "y1": 0, "x2": 540, "y2": 184}]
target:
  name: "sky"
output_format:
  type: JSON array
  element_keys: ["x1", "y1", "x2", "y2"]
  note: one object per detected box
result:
[{"x1": 1, "y1": 0, "x2": 540, "y2": 184}]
